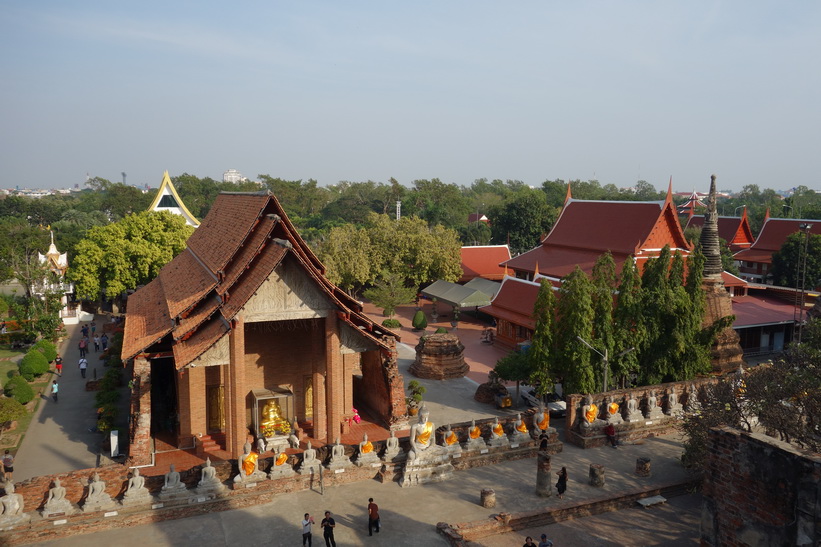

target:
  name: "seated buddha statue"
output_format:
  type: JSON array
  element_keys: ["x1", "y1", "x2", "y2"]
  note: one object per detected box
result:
[
  {"x1": 533, "y1": 403, "x2": 550, "y2": 432},
  {"x1": 581, "y1": 395, "x2": 604, "y2": 428},
  {"x1": 444, "y1": 425, "x2": 458, "y2": 446},
  {"x1": 360, "y1": 434, "x2": 374, "y2": 454},
  {"x1": 274, "y1": 449, "x2": 288, "y2": 466},
  {"x1": 469, "y1": 420, "x2": 482, "y2": 440},
  {"x1": 408, "y1": 405, "x2": 435, "y2": 460},
  {"x1": 261, "y1": 399, "x2": 291, "y2": 437}
]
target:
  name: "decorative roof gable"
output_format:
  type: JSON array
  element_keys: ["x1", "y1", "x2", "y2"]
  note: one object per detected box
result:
[{"x1": 148, "y1": 171, "x2": 200, "y2": 227}]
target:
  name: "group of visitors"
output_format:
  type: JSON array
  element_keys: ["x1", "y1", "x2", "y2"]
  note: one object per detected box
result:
[
  {"x1": 523, "y1": 533, "x2": 554, "y2": 547},
  {"x1": 78, "y1": 322, "x2": 108, "y2": 358},
  {"x1": 300, "y1": 497, "x2": 380, "y2": 546}
]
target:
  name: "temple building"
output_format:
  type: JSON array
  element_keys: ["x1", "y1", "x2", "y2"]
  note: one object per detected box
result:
[
  {"x1": 734, "y1": 211, "x2": 821, "y2": 283},
  {"x1": 34, "y1": 231, "x2": 78, "y2": 324},
  {"x1": 459, "y1": 245, "x2": 511, "y2": 282},
  {"x1": 676, "y1": 189, "x2": 707, "y2": 216},
  {"x1": 122, "y1": 191, "x2": 405, "y2": 464},
  {"x1": 684, "y1": 207, "x2": 755, "y2": 252},
  {"x1": 147, "y1": 171, "x2": 200, "y2": 227},
  {"x1": 503, "y1": 183, "x2": 692, "y2": 281}
]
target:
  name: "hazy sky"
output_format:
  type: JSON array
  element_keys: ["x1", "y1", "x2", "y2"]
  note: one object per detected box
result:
[{"x1": 2, "y1": 2, "x2": 819, "y2": 192}]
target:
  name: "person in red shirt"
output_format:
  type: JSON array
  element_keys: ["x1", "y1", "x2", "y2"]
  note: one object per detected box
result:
[{"x1": 367, "y1": 497, "x2": 380, "y2": 535}]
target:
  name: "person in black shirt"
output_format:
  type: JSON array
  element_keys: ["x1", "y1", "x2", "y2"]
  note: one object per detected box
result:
[{"x1": 320, "y1": 511, "x2": 336, "y2": 547}]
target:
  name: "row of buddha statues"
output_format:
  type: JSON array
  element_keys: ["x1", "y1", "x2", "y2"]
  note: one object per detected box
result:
[{"x1": 579, "y1": 386, "x2": 698, "y2": 429}]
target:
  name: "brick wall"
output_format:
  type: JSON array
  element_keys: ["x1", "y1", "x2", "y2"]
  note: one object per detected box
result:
[{"x1": 701, "y1": 426, "x2": 821, "y2": 546}]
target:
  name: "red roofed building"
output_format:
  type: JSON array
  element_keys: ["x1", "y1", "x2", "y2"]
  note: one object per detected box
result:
[
  {"x1": 503, "y1": 185, "x2": 692, "y2": 280},
  {"x1": 460, "y1": 245, "x2": 511, "y2": 282},
  {"x1": 121, "y1": 191, "x2": 405, "y2": 464},
  {"x1": 478, "y1": 277, "x2": 542, "y2": 349},
  {"x1": 684, "y1": 207, "x2": 755, "y2": 252},
  {"x1": 734, "y1": 212, "x2": 821, "y2": 283},
  {"x1": 676, "y1": 189, "x2": 707, "y2": 216}
]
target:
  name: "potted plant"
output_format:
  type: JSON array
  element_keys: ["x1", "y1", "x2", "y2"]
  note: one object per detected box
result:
[{"x1": 406, "y1": 380, "x2": 427, "y2": 415}]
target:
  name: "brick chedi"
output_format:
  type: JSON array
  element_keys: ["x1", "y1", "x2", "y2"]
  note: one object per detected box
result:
[
  {"x1": 699, "y1": 175, "x2": 745, "y2": 374},
  {"x1": 409, "y1": 333, "x2": 469, "y2": 380}
]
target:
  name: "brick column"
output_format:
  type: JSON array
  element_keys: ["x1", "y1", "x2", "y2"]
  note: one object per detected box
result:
[
  {"x1": 227, "y1": 316, "x2": 247, "y2": 458},
  {"x1": 178, "y1": 366, "x2": 206, "y2": 444},
  {"x1": 128, "y1": 356, "x2": 152, "y2": 466},
  {"x1": 312, "y1": 320, "x2": 327, "y2": 441},
  {"x1": 325, "y1": 315, "x2": 342, "y2": 444}
]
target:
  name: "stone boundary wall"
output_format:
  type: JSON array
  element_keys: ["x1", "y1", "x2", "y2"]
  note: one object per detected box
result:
[
  {"x1": 436, "y1": 477, "x2": 700, "y2": 545},
  {"x1": 700, "y1": 426, "x2": 821, "y2": 546},
  {"x1": 0, "y1": 419, "x2": 564, "y2": 545},
  {"x1": 564, "y1": 377, "x2": 719, "y2": 448}
]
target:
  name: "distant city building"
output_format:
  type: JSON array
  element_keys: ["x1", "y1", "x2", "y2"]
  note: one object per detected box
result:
[
  {"x1": 223, "y1": 169, "x2": 247, "y2": 183},
  {"x1": 147, "y1": 171, "x2": 200, "y2": 227}
]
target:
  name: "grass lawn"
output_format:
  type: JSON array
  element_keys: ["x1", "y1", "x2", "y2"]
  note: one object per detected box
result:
[
  {"x1": 0, "y1": 348, "x2": 23, "y2": 360},
  {"x1": 0, "y1": 359, "x2": 17, "y2": 381},
  {"x1": 1, "y1": 373, "x2": 53, "y2": 452}
]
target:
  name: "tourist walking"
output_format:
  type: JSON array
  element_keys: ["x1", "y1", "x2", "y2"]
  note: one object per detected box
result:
[
  {"x1": 51, "y1": 380, "x2": 59, "y2": 403},
  {"x1": 79, "y1": 357, "x2": 88, "y2": 379},
  {"x1": 367, "y1": 497, "x2": 380, "y2": 535},
  {"x1": 301, "y1": 513, "x2": 315, "y2": 546},
  {"x1": 538, "y1": 533, "x2": 554, "y2": 547},
  {"x1": 321, "y1": 511, "x2": 336, "y2": 547},
  {"x1": 101, "y1": 333, "x2": 109, "y2": 351},
  {"x1": 93, "y1": 335, "x2": 100, "y2": 352},
  {"x1": 81, "y1": 324, "x2": 89, "y2": 338},
  {"x1": 78, "y1": 337, "x2": 87, "y2": 358},
  {"x1": 2, "y1": 450, "x2": 14, "y2": 481},
  {"x1": 90, "y1": 321, "x2": 96, "y2": 335},
  {"x1": 523, "y1": 537, "x2": 536, "y2": 547},
  {"x1": 54, "y1": 354, "x2": 63, "y2": 375},
  {"x1": 556, "y1": 466, "x2": 568, "y2": 499}
]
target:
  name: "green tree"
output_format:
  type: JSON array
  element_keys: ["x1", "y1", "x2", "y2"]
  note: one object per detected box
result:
[
  {"x1": 4, "y1": 375, "x2": 35, "y2": 405},
  {"x1": 362, "y1": 271, "x2": 417, "y2": 319},
  {"x1": 406, "y1": 178, "x2": 471, "y2": 229},
  {"x1": 612, "y1": 257, "x2": 644, "y2": 387},
  {"x1": 490, "y1": 188, "x2": 557, "y2": 254},
  {"x1": 770, "y1": 232, "x2": 821, "y2": 289},
  {"x1": 0, "y1": 397, "x2": 26, "y2": 438},
  {"x1": 591, "y1": 252, "x2": 617, "y2": 382},
  {"x1": 319, "y1": 224, "x2": 373, "y2": 296},
  {"x1": 554, "y1": 267, "x2": 595, "y2": 394},
  {"x1": 528, "y1": 278, "x2": 557, "y2": 395},
  {"x1": 494, "y1": 350, "x2": 533, "y2": 402},
  {"x1": 19, "y1": 349, "x2": 49, "y2": 380},
  {"x1": 69, "y1": 211, "x2": 194, "y2": 301}
]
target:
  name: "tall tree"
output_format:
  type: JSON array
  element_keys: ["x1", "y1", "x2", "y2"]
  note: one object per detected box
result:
[
  {"x1": 612, "y1": 257, "x2": 644, "y2": 387},
  {"x1": 490, "y1": 188, "x2": 556, "y2": 254},
  {"x1": 528, "y1": 278, "x2": 557, "y2": 395},
  {"x1": 69, "y1": 211, "x2": 194, "y2": 300},
  {"x1": 319, "y1": 224, "x2": 373, "y2": 296},
  {"x1": 555, "y1": 267, "x2": 595, "y2": 394},
  {"x1": 771, "y1": 232, "x2": 821, "y2": 289},
  {"x1": 591, "y1": 252, "x2": 617, "y2": 383},
  {"x1": 362, "y1": 271, "x2": 417, "y2": 319}
]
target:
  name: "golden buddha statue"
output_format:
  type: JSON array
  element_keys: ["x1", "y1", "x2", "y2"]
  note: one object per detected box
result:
[
  {"x1": 469, "y1": 425, "x2": 481, "y2": 439},
  {"x1": 608, "y1": 402, "x2": 620, "y2": 415},
  {"x1": 516, "y1": 417, "x2": 528, "y2": 434},
  {"x1": 275, "y1": 452, "x2": 288, "y2": 466},
  {"x1": 492, "y1": 420, "x2": 504, "y2": 437},
  {"x1": 261, "y1": 399, "x2": 291, "y2": 437},
  {"x1": 584, "y1": 403, "x2": 599, "y2": 424},
  {"x1": 445, "y1": 428, "x2": 458, "y2": 445}
]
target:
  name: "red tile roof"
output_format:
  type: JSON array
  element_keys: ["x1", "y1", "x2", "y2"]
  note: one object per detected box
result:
[
  {"x1": 460, "y1": 245, "x2": 511, "y2": 282},
  {"x1": 735, "y1": 218, "x2": 821, "y2": 263},
  {"x1": 731, "y1": 293, "x2": 797, "y2": 328},
  {"x1": 479, "y1": 277, "x2": 542, "y2": 329},
  {"x1": 505, "y1": 199, "x2": 691, "y2": 278},
  {"x1": 685, "y1": 214, "x2": 755, "y2": 251},
  {"x1": 123, "y1": 192, "x2": 398, "y2": 367}
]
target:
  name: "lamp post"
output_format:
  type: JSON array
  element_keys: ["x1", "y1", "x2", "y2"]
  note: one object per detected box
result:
[
  {"x1": 797, "y1": 223, "x2": 813, "y2": 344},
  {"x1": 783, "y1": 205, "x2": 793, "y2": 218},
  {"x1": 734, "y1": 206, "x2": 745, "y2": 217},
  {"x1": 576, "y1": 336, "x2": 635, "y2": 392}
]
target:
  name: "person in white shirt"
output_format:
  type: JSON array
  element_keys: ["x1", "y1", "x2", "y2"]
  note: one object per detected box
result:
[{"x1": 302, "y1": 512, "x2": 315, "y2": 546}]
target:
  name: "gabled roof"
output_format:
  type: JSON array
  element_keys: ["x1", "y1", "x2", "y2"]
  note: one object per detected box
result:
[
  {"x1": 478, "y1": 276, "x2": 542, "y2": 330},
  {"x1": 677, "y1": 189, "x2": 706, "y2": 215},
  {"x1": 734, "y1": 217, "x2": 821, "y2": 264},
  {"x1": 467, "y1": 213, "x2": 489, "y2": 224},
  {"x1": 685, "y1": 210, "x2": 755, "y2": 251},
  {"x1": 421, "y1": 280, "x2": 495, "y2": 308},
  {"x1": 504, "y1": 193, "x2": 691, "y2": 278},
  {"x1": 463, "y1": 277, "x2": 502, "y2": 299},
  {"x1": 731, "y1": 293, "x2": 797, "y2": 328},
  {"x1": 123, "y1": 191, "x2": 397, "y2": 367},
  {"x1": 460, "y1": 245, "x2": 511, "y2": 282},
  {"x1": 148, "y1": 171, "x2": 200, "y2": 227}
]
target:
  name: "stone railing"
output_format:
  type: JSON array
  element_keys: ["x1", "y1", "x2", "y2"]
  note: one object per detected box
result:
[{"x1": 564, "y1": 377, "x2": 719, "y2": 448}]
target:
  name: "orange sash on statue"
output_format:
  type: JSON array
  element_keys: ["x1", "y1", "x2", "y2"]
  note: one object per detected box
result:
[
  {"x1": 492, "y1": 423, "x2": 504, "y2": 436},
  {"x1": 608, "y1": 403, "x2": 620, "y2": 415},
  {"x1": 585, "y1": 404, "x2": 599, "y2": 423},
  {"x1": 362, "y1": 441, "x2": 373, "y2": 453},
  {"x1": 275, "y1": 453, "x2": 287, "y2": 466},
  {"x1": 417, "y1": 422, "x2": 433, "y2": 447},
  {"x1": 516, "y1": 420, "x2": 528, "y2": 433},
  {"x1": 537, "y1": 414, "x2": 549, "y2": 430},
  {"x1": 469, "y1": 426, "x2": 481, "y2": 439},
  {"x1": 243, "y1": 452, "x2": 259, "y2": 475},
  {"x1": 445, "y1": 431, "x2": 458, "y2": 445}
]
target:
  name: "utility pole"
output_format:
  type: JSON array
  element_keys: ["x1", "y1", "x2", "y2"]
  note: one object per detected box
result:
[
  {"x1": 577, "y1": 336, "x2": 634, "y2": 392},
  {"x1": 797, "y1": 223, "x2": 813, "y2": 344}
]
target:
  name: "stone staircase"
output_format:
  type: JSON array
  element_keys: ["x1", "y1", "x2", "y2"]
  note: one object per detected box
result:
[{"x1": 198, "y1": 432, "x2": 226, "y2": 453}]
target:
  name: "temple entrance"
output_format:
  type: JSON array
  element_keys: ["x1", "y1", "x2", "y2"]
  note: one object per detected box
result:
[
  {"x1": 206, "y1": 385, "x2": 225, "y2": 431},
  {"x1": 150, "y1": 358, "x2": 178, "y2": 437}
]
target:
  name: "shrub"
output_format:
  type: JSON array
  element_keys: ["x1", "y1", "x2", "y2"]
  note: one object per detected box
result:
[
  {"x1": 0, "y1": 397, "x2": 26, "y2": 426},
  {"x1": 381, "y1": 319, "x2": 402, "y2": 329},
  {"x1": 4, "y1": 375, "x2": 35, "y2": 405},
  {"x1": 19, "y1": 350, "x2": 49, "y2": 381},
  {"x1": 411, "y1": 310, "x2": 428, "y2": 331},
  {"x1": 32, "y1": 339, "x2": 57, "y2": 362},
  {"x1": 435, "y1": 327, "x2": 449, "y2": 334},
  {"x1": 95, "y1": 388, "x2": 121, "y2": 407}
]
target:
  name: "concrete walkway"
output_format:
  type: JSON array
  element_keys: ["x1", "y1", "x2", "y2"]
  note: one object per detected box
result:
[{"x1": 13, "y1": 319, "x2": 112, "y2": 483}]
